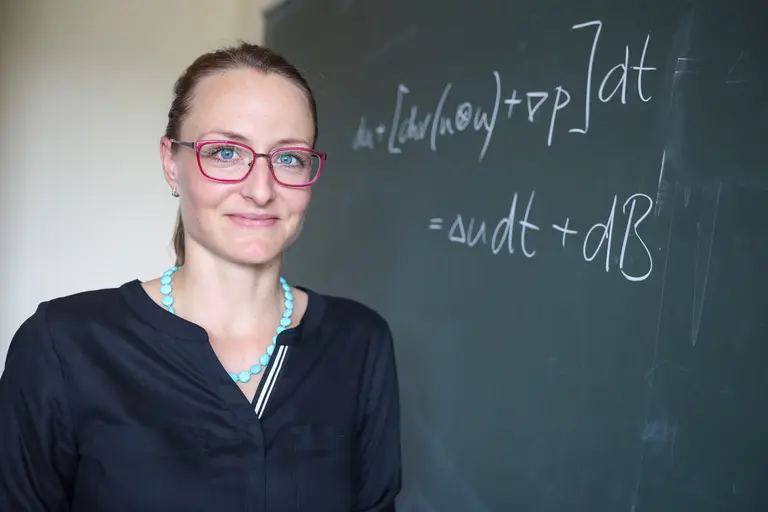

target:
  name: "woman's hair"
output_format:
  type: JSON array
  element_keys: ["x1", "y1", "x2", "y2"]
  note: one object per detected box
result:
[{"x1": 164, "y1": 41, "x2": 318, "y2": 267}]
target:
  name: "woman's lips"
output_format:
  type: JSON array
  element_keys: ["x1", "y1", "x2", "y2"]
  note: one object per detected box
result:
[{"x1": 227, "y1": 214, "x2": 278, "y2": 227}]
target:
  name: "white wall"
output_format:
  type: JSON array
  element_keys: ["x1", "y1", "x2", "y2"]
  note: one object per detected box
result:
[{"x1": 0, "y1": 0, "x2": 281, "y2": 369}]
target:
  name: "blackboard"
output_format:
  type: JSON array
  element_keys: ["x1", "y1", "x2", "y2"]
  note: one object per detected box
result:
[{"x1": 265, "y1": 0, "x2": 768, "y2": 510}]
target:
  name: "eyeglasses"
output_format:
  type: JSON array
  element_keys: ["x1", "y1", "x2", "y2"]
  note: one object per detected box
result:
[{"x1": 170, "y1": 139, "x2": 326, "y2": 188}]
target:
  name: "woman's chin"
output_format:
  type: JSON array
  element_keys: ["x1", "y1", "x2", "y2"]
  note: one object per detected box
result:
[{"x1": 224, "y1": 246, "x2": 285, "y2": 267}]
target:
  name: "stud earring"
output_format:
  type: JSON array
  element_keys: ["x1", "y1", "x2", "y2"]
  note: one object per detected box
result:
[{"x1": 171, "y1": 186, "x2": 179, "y2": 197}]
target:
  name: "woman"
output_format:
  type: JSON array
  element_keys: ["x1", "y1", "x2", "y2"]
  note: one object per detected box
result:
[{"x1": 0, "y1": 42, "x2": 401, "y2": 511}]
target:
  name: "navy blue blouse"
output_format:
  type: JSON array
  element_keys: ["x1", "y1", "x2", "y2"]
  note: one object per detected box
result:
[{"x1": 0, "y1": 280, "x2": 401, "y2": 511}]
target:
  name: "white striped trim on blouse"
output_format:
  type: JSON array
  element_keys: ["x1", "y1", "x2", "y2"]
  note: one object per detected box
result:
[{"x1": 254, "y1": 345, "x2": 289, "y2": 419}]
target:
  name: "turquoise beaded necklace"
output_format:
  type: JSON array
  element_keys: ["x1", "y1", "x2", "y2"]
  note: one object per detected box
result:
[{"x1": 159, "y1": 266, "x2": 294, "y2": 384}]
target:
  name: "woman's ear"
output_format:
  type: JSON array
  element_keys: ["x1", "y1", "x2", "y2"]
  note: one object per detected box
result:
[{"x1": 160, "y1": 136, "x2": 179, "y2": 194}]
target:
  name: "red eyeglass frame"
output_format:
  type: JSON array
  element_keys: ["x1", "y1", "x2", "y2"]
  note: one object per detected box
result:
[{"x1": 170, "y1": 139, "x2": 326, "y2": 188}]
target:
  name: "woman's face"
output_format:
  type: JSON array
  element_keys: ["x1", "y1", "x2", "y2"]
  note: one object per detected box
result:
[{"x1": 161, "y1": 67, "x2": 315, "y2": 267}]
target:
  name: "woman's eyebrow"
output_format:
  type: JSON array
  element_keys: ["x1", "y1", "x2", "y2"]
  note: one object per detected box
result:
[
  {"x1": 198, "y1": 131, "x2": 311, "y2": 147},
  {"x1": 198, "y1": 130, "x2": 250, "y2": 143},
  {"x1": 273, "y1": 138, "x2": 312, "y2": 147}
]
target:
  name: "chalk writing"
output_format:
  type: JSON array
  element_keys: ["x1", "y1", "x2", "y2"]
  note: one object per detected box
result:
[
  {"x1": 428, "y1": 218, "x2": 443, "y2": 230},
  {"x1": 552, "y1": 218, "x2": 578, "y2": 247},
  {"x1": 429, "y1": 191, "x2": 654, "y2": 282},
  {"x1": 352, "y1": 19, "x2": 656, "y2": 159}
]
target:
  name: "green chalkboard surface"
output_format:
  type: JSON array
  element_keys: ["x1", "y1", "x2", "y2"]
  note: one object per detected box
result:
[{"x1": 266, "y1": 0, "x2": 767, "y2": 510}]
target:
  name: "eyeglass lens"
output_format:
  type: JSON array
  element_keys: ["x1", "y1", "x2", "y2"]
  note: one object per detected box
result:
[{"x1": 199, "y1": 142, "x2": 321, "y2": 185}]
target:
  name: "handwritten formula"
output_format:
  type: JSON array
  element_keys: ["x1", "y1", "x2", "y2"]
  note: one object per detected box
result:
[
  {"x1": 351, "y1": 19, "x2": 661, "y2": 285},
  {"x1": 429, "y1": 191, "x2": 654, "y2": 283},
  {"x1": 352, "y1": 20, "x2": 655, "y2": 160}
]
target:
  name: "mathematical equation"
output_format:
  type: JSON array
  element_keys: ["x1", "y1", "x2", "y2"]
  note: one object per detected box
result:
[
  {"x1": 428, "y1": 191, "x2": 654, "y2": 282},
  {"x1": 352, "y1": 20, "x2": 655, "y2": 160}
]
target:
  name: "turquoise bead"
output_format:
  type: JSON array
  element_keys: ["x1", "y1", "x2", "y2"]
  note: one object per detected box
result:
[
  {"x1": 276, "y1": 326, "x2": 286, "y2": 334},
  {"x1": 238, "y1": 371, "x2": 251, "y2": 383},
  {"x1": 168, "y1": 306, "x2": 175, "y2": 315},
  {"x1": 161, "y1": 295, "x2": 174, "y2": 306},
  {"x1": 285, "y1": 291, "x2": 294, "y2": 300},
  {"x1": 230, "y1": 373, "x2": 238, "y2": 382},
  {"x1": 280, "y1": 317, "x2": 291, "y2": 327},
  {"x1": 282, "y1": 283, "x2": 290, "y2": 291},
  {"x1": 260, "y1": 354, "x2": 270, "y2": 366},
  {"x1": 272, "y1": 335, "x2": 277, "y2": 344},
  {"x1": 279, "y1": 276, "x2": 286, "y2": 284},
  {"x1": 282, "y1": 309, "x2": 292, "y2": 318},
  {"x1": 267, "y1": 345, "x2": 274, "y2": 356},
  {"x1": 160, "y1": 284, "x2": 172, "y2": 295},
  {"x1": 160, "y1": 275, "x2": 172, "y2": 285},
  {"x1": 250, "y1": 365, "x2": 261, "y2": 375},
  {"x1": 285, "y1": 299, "x2": 294, "y2": 309}
]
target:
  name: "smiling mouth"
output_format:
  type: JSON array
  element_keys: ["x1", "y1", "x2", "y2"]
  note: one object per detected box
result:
[{"x1": 227, "y1": 214, "x2": 279, "y2": 227}]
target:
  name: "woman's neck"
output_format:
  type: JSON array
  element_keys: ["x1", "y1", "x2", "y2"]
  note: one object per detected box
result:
[{"x1": 170, "y1": 255, "x2": 285, "y2": 337}]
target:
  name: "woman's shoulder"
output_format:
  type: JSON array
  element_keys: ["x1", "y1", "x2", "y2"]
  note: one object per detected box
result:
[
  {"x1": 41, "y1": 281, "x2": 133, "y2": 323},
  {"x1": 5, "y1": 281, "x2": 136, "y2": 372},
  {"x1": 306, "y1": 288, "x2": 392, "y2": 336},
  {"x1": 13, "y1": 280, "x2": 137, "y2": 342}
]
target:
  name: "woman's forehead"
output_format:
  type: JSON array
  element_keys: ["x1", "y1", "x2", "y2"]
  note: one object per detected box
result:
[{"x1": 184, "y1": 68, "x2": 314, "y2": 142}]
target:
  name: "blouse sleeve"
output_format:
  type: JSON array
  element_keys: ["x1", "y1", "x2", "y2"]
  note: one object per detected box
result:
[
  {"x1": 355, "y1": 321, "x2": 402, "y2": 512},
  {"x1": 0, "y1": 302, "x2": 77, "y2": 511}
]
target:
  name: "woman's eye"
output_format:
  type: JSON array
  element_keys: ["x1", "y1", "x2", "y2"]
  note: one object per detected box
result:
[
  {"x1": 214, "y1": 146, "x2": 242, "y2": 160},
  {"x1": 219, "y1": 148, "x2": 236, "y2": 159},
  {"x1": 201, "y1": 145, "x2": 241, "y2": 160},
  {"x1": 278, "y1": 153, "x2": 298, "y2": 165}
]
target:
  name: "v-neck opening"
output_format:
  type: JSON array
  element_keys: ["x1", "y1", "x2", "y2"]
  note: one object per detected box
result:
[{"x1": 119, "y1": 279, "x2": 325, "y2": 422}]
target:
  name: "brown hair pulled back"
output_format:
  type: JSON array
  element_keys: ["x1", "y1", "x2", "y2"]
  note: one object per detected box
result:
[{"x1": 164, "y1": 41, "x2": 318, "y2": 267}]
